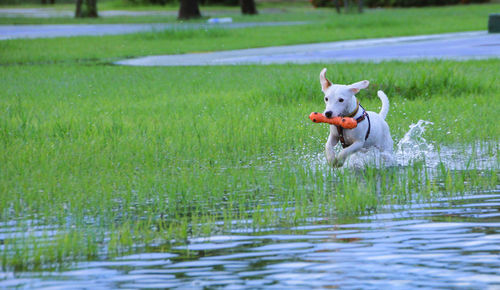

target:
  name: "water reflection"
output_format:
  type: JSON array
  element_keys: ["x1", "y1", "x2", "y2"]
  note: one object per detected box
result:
[{"x1": 2, "y1": 192, "x2": 499, "y2": 289}]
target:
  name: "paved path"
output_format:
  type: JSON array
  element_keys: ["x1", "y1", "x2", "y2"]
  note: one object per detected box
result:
[
  {"x1": 115, "y1": 31, "x2": 500, "y2": 66},
  {"x1": 0, "y1": 21, "x2": 308, "y2": 40}
]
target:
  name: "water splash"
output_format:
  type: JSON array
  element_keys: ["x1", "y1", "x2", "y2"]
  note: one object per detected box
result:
[
  {"x1": 341, "y1": 120, "x2": 433, "y2": 169},
  {"x1": 342, "y1": 120, "x2": 497, "y2": 170},
  {"x1": 345, "y1": 147, "x2": 396, "y2": 169},
  {"x1": 395, "y1": 120, "x2": 434, "y2": 166}
]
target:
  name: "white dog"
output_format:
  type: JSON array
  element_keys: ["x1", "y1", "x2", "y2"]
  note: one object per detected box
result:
[{"x1": 320, "y1": 68, "x2": 393, "y2": 167}]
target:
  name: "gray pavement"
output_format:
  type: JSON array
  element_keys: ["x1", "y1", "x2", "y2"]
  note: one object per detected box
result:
[
  {"x1": 115, "y1": 31, "x2": 500, "y2": 66},
  {"x1": 0, "y1": 21, "x2": 308, "y2": 40}
]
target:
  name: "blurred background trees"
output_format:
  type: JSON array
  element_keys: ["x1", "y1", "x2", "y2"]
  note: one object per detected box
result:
[
  {"x1": 178, "y1": 0, "x2": 201, "y2": 19},
  {"x1": 177, "y1": 0, "x2": 257, "y2": 19},
  {"x1": 241, "y1": 0, "x2": 257, "y2": 14},
  {"x1": 1, "y1": 0, "x2": 488, "y2": 9},
  {"x1": 75, "y1": 0, "x2": 98, "y2": 17},
  {"x1": 0, "y1": 0, "x2": 486, "y2": 18}
]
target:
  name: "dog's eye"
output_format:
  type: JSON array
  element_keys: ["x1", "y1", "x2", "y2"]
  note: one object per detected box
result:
[
  {"x1": 338, "y1": 98, "x2": 344, "y2": 103},
  {"x1": 324, "y1": 97, "x2": 329, "y2": 102}
]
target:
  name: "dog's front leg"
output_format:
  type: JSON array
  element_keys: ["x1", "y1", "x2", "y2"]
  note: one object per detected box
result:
[
  {"x1": 333, "y1": 140, "x2": 365, "y2": 167},
  {"x1": 325, "y1": 133, "x2": 338, "y2": 166}
]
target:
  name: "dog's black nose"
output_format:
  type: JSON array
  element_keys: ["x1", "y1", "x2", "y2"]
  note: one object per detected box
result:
[{"x1": 324, "y1": 111, "x2": 333, "y2": 118}]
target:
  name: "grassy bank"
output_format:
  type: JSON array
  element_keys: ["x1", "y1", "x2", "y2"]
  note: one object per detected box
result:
[
  {"x1": 1, "y1": 3, "x2": 498, "y2": 65},
  {"x1": 1, "y1": 61, "x2": 498, "y2": 270}
]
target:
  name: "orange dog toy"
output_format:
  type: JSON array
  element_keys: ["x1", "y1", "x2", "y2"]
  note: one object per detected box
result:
[{"x1": 309, "y1": 112, "x2": 358, "y2": 129}]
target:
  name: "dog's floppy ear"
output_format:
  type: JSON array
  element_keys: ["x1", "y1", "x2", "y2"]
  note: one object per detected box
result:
[
  {"x1": 320, "y1": 68, "x2": 332, "y2": 92},
  {"x1": 349, "y1": 80, "x2": 369, "y2": 94}
]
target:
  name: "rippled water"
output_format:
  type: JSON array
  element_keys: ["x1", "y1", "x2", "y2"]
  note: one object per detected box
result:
[
  {"x1": 2, "y1": 191, "x2": 499, "y2": 289},
  {"x1": 1, "y1": 121, "x2": 498, "y2": 289}
]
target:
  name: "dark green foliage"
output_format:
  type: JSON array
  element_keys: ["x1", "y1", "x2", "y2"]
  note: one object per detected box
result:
[
  {"x1": 200, "y1": 0, "x2": 238, "y2": 6},
  {"x1": 489, "y1": 13, "x2": 500, "y2": 33},
  {"x1": 125, "y1": 0, "x2": 172, "y2": 5},
  {"x1": 0, "y1": 0, "x2": 71, "y2": 3},
  {"x1": 122, "y1": 0, "x2": 239, "y2": 6},
  {"x1": 364, "y1": 0, "x2": 489, "y2": 7},
  {"x1": 75, "y1": 0, "x2": 98, "y2": 18},
  {"x1": 310, "y1": 0, "x2": 342, "y2": 8},
  {"x1": 312, "y1": 0, "x2": 489, "y2": 8}
]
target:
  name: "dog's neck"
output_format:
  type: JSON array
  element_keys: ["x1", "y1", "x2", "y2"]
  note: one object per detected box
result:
[{"x1": 344, "y1": 97, "x2": 360, "y2": 118}]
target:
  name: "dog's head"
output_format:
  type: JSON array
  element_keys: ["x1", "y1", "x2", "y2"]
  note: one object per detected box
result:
[{"x1": 320, "y1": 68, "x2": 369, "y2": 118}]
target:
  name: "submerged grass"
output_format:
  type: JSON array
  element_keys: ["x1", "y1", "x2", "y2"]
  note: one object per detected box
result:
[{"x1": 0, "y1": 60, "x2": 499, "y2": 270}]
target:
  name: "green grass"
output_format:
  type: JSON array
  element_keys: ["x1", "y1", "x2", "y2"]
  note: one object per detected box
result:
[
  {"x1": 1, "y1": 3, "x2": 498, "y2": 65},
  {"x1": 0, "y1": 61, "x2": 498, "y2": 270},
  {"x1": 0, "y1": 2, "x2": 498, "y2": 271}
]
